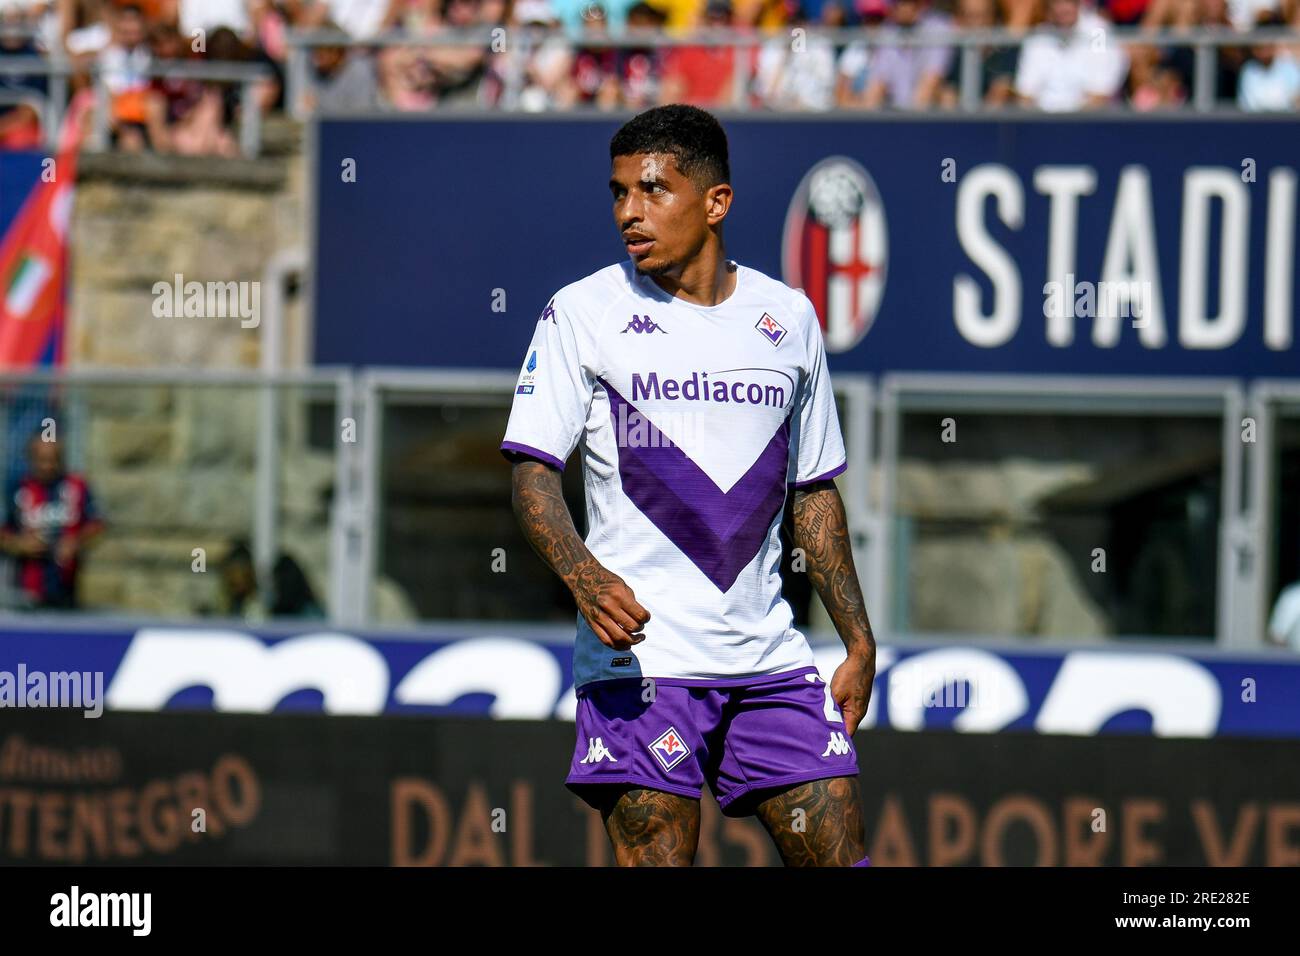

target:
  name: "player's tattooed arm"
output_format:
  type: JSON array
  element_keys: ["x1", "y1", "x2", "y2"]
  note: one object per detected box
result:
[
  {"x1": 790, "y1": 479, "x2": 876, "y2": 733},
  {"x1": 510, "y1": 460, "x2": 651, "y2": 650}
]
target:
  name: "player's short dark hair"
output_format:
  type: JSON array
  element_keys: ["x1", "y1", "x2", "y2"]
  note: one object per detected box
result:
[{"x1": 609, "y1": 105, "x2": 731, "y2": 193}]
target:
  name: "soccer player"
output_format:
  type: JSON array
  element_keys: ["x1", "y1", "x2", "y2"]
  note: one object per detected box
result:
[{"x1": 501, "y1": 105, "x2": 876, "y2": 866}]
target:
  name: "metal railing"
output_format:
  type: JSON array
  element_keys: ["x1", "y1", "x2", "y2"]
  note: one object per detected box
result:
[
  {"x1": 286, "y1": 25, "x2": 1300, "y2": 117},
  {"x1": 0, "y1": 365, "x2": 1288, "y2": 646},
  {"x1": 0, "y1": 56, "x2": 270, "y2": 154}
]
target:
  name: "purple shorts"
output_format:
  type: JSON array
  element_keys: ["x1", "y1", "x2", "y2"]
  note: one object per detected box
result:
[{"x1": 566, "y1": 665, "x2": 860, "y2": 817}]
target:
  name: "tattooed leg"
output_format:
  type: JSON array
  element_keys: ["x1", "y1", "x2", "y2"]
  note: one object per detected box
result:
[
  {"x1": 753, "y1": 776, "x2": 866, "y2": 867},
  {"x1": 600, "y1": 787, "x2": 700, "y2": 867}
]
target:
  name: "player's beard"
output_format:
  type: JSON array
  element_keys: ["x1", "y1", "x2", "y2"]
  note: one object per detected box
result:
[{"x1": 633, "y1": 256, "x2": 673, "y2": 277}]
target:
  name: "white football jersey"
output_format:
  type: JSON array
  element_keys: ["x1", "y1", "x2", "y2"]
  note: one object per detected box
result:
[{"x1": 501, "y1": 259, "x2": 847, "y2": 690}]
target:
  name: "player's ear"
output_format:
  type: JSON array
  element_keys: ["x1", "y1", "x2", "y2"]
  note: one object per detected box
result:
[{"x1": 704, "y1": 183, "x2": 732, "y2": 226}]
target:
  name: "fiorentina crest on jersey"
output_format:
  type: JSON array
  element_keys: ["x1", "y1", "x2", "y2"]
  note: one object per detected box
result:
[
  {"x1": 781, "y1": 156, "x2": 888, "y2": 354},
  {"x1": 649, "y1": 726, "x2": 691, "y2": 771},
  {"x1": 755, "y1": 312, "x2": 786, "y2": 346}
]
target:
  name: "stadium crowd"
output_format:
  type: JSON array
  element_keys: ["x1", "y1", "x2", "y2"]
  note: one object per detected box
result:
[{"x1": 0, "y1": 0, "x2": 1297, "y2": 150}]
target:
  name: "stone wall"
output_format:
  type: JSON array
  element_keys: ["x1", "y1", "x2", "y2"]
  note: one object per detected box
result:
[{"x1": 58, "y1": 120, "x2": 340, "y2": 617}]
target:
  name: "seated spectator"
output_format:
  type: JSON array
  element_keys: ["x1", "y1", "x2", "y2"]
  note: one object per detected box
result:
[
  {"x1": 493, "y1": 0, "x2": 574, "y2": 110},
  {"x1": 0, "y1": 432, "x2": 104, "y2": 611},
  {"x1": 98, "y1": 2, "x2": 154, "y2": 151},
  {"x1": 570, "y1": 2, "x2": 620, "y2": 107},
  {"x1": 64, "y1": 0, "x2": 111, "y2": 69},
  {"x1": 1225, "y1": 0, "x2": 1282, "y2": 29},
  {"x1": 1144, "y1": 0, "x2": 1245, "y2": 102},
  {"x1": 1127, "y1": 43, "x2": 1189, "y2": 108},
  {"x1": 207, "y1": 22, "x2": 283, "y2": 114},
  {"x1": 841, "y1": 0, "x2": 954, "y2": 109},
  {"x1": 617, "y1": 0, "x2": 666, "y2": 108},
  {"x1": 1237, "y1": 13, "x2": 1300, "y2": 109},
  {"x1": 937, "y1": 0, "x2": 1020, "y2": 108},
  {"x1": 996, "y1": 0, "x2": 1038, "y2": 29},
  {"x1": 217, "y1": 540, "x2": 265, "y2": 621},
  {"x1": 753, "y1": 2, "x2": 837, "y2": 110},
  {"x1": 424, "y1": 0, "x2": 491, "y2": 107},
  {"x1": 1015, "y1": 0, "x2": 1129, "y2": 110},
  {"x1": 0, "y1": 9, "x2": 48, "y2": 148},
  {"x1": 268, "y1": 553, "x2": 326, "y2": 618},
  {"x1": 659, "y1": 0, "x2": 752, "y2": 106}
]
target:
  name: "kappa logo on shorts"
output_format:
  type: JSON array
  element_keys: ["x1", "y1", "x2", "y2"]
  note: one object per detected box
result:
[
  {"x1": 648, "y1": 727, "x2": 691, "y2": 772},
  {"x1": 580, "y1": 737, "x2": 618, "y2": 763},
  {"x1": 821, "y1": 731, "x2": 852, "y2": 757}
]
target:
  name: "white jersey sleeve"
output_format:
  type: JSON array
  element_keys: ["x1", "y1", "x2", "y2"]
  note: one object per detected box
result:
[
  {"x1": 500, "y1": 293, "x2": 597, "y2": 471},
  {"x1": 790, "y1": 294, "x2": 847, "y2": 487}
]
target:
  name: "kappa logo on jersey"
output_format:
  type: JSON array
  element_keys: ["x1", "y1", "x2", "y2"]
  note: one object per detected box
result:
[
  {"x1": 580, "y1": 737, "x2": 618, "y2": 763},
  {"x1": 782, "y1": 156, "x2": 888, "y2": 354},
  {"x1": 540, "y1": 299, "x2": 557, "y2": 324},
  {"x1": 821, "y1": 731, "x2": 852, "y2": 757},
  {"x1": 621, "y1": 313, "x2": 667, "y2": 334},
  {"x1": 648, "y1": 727, "x2": 691, "y2": 771},
  {"x1": 755, "y1": 312, "x2": 787, "y2": 346}
]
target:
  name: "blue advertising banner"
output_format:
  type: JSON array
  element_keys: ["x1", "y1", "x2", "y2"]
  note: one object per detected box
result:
[
  {"x1": 314, "y1": 117, "x2": 1299, "y2": 378},
  {"x1": 1, "y1": 622, "x2": 1297, "y2": 738}
]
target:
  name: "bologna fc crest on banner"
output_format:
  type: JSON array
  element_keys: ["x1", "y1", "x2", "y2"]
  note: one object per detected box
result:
[{"x1": 782, "y1": 156, "x2": 888, "y2": 354}]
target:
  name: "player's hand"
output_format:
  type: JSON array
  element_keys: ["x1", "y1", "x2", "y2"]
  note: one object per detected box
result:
[
  {"x1": 572, "y1": 563, "x2": 650, "y2": 651},
  {"x1": 831, "y1": 647, "x2": 875, "y2": 737}
]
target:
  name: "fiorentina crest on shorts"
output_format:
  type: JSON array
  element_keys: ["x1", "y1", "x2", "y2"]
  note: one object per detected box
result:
[
  {"x1": 649, "y1": 726, "x2": 691, "y2": 772},
  {"x1": 781, "y1": 156, "x2": 888, "y2": 354}
]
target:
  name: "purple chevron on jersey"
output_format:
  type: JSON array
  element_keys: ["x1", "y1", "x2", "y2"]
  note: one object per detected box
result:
[{"x1": 599, "y1": 376, "x2": 790, "y2": 592}]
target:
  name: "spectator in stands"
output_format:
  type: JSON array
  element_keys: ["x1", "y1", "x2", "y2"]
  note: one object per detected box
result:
[
  {"x1": 753, "y1": 1, "x2": 838, "y2": 109},
  {"x1": 1237, "y1": 12, "x2": 1300, "y2": 107},
  {"x1": 423, "y1": 0, "x2": 490, "y2": 106},
  {"x1": 217, "y1": 540, "x2": 265, "y2": 620},
  {"x1": 0, "y1": 8, "x2": 49, "y2": 148},
  {"x1": 570, "y1": 2, "x2": 620, "y2": 106},
  {"x1": 498, "y1": 0, "x2": 574, "y2": 110},
  {"x1": 1126, "y1": 45, "x2": 1189, "y2": 107},
  {"x1": 835, "y1": 0, "x2": 885, "y2": 107},
  {"x1": 617, "y1": 0, "x2": 666, "y2": 107},
  {"x1": 997, "y1": 0, "x2": 1039, "y2": 29},
  {"x1": 1225, "y1": 0, "x2": 1283, "y2": 29},
  {"x1": 268, "y1": 553, "x2": 326, "y2": 617},
  {"x1": 62, "y1": 0, "x2": 111, "y2": 68},
  {"x1": 207, "y1": 23, "x2": 283, "y2": 114},
  {"x1": 841, "y1": 0, "x2": 954, "y2": 109},
  {"x1": 98, "y1": 2, "x2": 154, "y2": 150},
  {"x1": 659, "y1": 0, "x2": 750, "y2": 106},
  {"x1": 1141, "y1": 0, "x2": 1246, "y2": 104},
  {"x1": 1015, "y1": 0, "x2": 1129, "y2": 110},
  {"x1": 0, "y1": 432, "x2": 104, "y2": 611},
  {"x1": 937, "y1": 0, "x2": 1020, "y2": 107}
]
